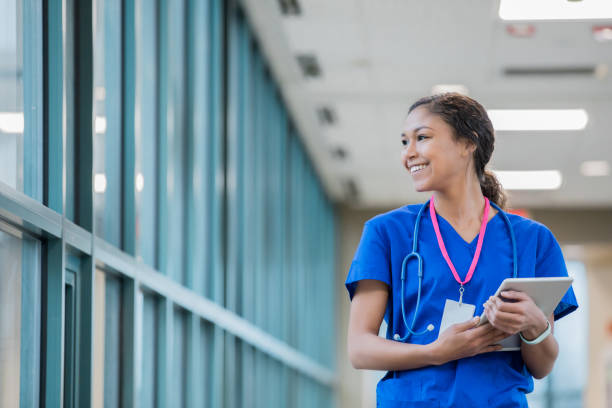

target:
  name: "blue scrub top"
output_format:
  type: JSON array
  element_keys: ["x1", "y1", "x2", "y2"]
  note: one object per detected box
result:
[{"x1": 345, "y1": 203, "x2": 579, "y2": 408}]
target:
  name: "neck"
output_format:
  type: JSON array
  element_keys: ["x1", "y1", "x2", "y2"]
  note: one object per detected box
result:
[{"x1": 432, "y1": 174, "x2": 486, "y2": 225}]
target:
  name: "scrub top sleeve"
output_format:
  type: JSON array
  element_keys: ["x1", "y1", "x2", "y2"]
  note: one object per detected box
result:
[
  {"x1": 345, "y1": 220, "x2": 391, "y2": 301},
  {"x1": 535, "y1": 225, "x2": 578, "y2": 321}
]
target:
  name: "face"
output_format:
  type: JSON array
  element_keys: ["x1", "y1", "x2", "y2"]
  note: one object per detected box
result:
[{"x1": 401, "y1": 106, "x2": 476, "y2": 192}]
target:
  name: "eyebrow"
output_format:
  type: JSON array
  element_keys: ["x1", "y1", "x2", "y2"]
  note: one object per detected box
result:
[{"x1": 401, "y1": 126, "x2": 433, "y2": 137}]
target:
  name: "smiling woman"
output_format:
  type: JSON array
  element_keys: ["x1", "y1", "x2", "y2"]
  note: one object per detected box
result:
[
  {"x1": 346, "y1": 93, "x2": 578, "y2": 407},
  {"x1": 401, "y1": 94, "x2": 505, "y2": 212}
]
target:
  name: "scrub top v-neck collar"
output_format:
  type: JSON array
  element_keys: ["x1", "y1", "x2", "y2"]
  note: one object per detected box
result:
[{"x1": 433, "y1": 210, "x2": 501, "y2": 248}]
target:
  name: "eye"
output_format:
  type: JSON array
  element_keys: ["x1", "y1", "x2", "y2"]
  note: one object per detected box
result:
[
  {"x1": 417, "y1": 134, "x2": 428, "y2": 141},
  {"x1": 401, "y1": 139, "x2": 408, "y2": 146}
]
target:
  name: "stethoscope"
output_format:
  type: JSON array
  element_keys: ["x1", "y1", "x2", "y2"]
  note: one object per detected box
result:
[{"x1": 393, "y1": 198, "x2": 518, "y2": 342}]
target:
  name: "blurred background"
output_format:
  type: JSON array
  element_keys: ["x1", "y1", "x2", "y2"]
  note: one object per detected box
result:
[{"x1": 0, "y1": 0, "x2": 610, "y2": 407}]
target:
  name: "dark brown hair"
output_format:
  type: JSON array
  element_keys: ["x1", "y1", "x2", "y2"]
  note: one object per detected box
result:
[{"x1": 408, "y1": 92, "x2": 508, "y2": 210}]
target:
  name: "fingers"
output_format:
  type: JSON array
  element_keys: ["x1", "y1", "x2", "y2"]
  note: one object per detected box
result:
[
  {"x1": 486, "y1": 330, "x2": 511, "y2": 344},
  {"x1": 477, "y1": 344, "x2": 503, "y2": 355},
  {"x1": 468, "y1": 322, "x2": 502, "y2": 340},
  {"x1": 485, "y1": 296, "x2": 524, "y2": 314},
  {"x1": 484, "y1": 297, "x2": 528, "y2": 333},
  {"x1": 489, "y1": 309, "x2": 523, "y2": 325},
  {"x1": 500, "y1": 290, "x2": 530, "y2": 302},
  {"x1": 453, "y1": 316, "x2": 481, "y2": 332}
]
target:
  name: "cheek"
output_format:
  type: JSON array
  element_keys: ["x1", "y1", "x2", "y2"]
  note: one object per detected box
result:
[{"x1": 400, "y1": 149, "x2": 410, "y2": 168}]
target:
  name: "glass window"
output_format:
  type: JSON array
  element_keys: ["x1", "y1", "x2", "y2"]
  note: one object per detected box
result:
[
  {"x1": 93, "y1": 0, "x2": 122, "y2": 247},
  {"x1": 64, "y1": 0, "x2": 76, "y2": 221},
  {"x1": 0, "y1": 0, "x2": 23, "y2": 191},
  {"x1": 134, "y1": 0, "x2": 158, "y2": 267},
  {"x1": 164, "y1": 0, "x2": 186, "y2": 283},
  {"x1": 63, "y1": 270, "x2": 77, "y2": 408},
  {"x1": 172, "y1": 308, "x2": 187, "y2": 407},
  {"x1": 139, "y1": 292, "x2": 159, "y2": 406},
  {"x1": 93, "y1": 270, "x2": 123, "y2": 408},
  {"x1": 0, "y1": 227, "x2": 22, "y2": 407},
  {"x1": 527, "y1": 261, "x2": 589, "y2": 408}
]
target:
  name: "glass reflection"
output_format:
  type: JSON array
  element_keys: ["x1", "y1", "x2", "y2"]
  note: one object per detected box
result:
[
  {"x1": 93, "y1": 0, "x2": 122, "y2": 246},
  {"x1": 134, "y1": 0, "x2": 158, "y2": 267},
  {"x1": 0, "y1": 0, "x2": 23, "y2": 191},
  {"x1": 0, "y1": 228, "x2": 22, "y2": 407}
]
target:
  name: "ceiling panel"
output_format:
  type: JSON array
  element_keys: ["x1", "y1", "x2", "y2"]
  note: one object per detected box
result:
[{"x1": 242, "y1": 0, "x2": 612, "y2": 209}]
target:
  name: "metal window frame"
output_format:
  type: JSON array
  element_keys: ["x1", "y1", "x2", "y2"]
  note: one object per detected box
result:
[{"x1": 5, "y1": 0, "x2": 339, "y2": 407}]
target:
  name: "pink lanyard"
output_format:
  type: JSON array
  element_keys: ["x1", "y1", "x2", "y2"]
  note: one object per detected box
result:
[{"x1": 429, "y1": 195, "x2": 491, "y2": 304}]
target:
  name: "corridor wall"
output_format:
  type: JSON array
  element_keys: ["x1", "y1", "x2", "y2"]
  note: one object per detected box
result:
[{"x1": 0, "y1": 0, "x2": 337, "y2": 406}]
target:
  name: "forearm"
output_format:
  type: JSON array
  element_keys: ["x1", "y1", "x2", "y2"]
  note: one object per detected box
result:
[
  {"x1": 520, "y1": 325, "x2": 558, "y2": 379},
  {"x1": 349, "y1": 332, "x2": 439, "y2": 371}
]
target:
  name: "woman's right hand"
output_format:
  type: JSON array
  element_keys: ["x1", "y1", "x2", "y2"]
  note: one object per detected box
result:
[{"x1": 431, "y1": 316, "x2": 509, "y2": 365}]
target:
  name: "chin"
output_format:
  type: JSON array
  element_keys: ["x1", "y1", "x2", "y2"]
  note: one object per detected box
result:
[{"x1": 413, "y1": 181, "x2": 429, "y2": 192}]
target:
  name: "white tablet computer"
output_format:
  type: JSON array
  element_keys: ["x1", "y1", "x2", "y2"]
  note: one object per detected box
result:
[{"x1": 477, "y1": 277, "x2": 574, "y2": 351}]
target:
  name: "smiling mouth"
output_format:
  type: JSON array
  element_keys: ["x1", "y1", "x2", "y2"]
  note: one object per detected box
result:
[{"x1": 410, "y1": 164, "x2": 429, "y2": 174}]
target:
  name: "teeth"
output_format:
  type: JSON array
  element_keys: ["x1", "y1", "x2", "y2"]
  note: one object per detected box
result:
[{"x1": 410, "y1": 164, "x2": 428, "y2": 173}]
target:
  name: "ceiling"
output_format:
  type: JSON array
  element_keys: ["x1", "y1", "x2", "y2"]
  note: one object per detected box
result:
[{"x1": 241, "y1": 0, "x2": 612, "y2": 209}]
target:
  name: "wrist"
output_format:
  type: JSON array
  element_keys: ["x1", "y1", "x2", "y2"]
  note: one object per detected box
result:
[
  {"x1": 521, "y1": 318, "x2": 549, "y2": 340},
  {"x1": 425, "y1": 342, "x2": 445, "y2": 366},
  {"x1": 520, "y1": 320, "x2": 551, "y2": 345}
]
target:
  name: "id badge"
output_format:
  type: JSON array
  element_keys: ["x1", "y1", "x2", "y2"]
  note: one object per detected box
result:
[{"x1": 438, "y1": 299, "x2": 476, "y2": 335}]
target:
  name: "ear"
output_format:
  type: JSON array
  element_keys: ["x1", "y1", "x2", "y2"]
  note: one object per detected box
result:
[{"x1": 460, "y1": 138, "x2": 477, "y2": 157}]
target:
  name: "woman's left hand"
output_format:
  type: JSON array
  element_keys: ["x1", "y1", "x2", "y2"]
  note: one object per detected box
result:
[{"x1": 483, "y1": 291, "x2": 549, "y2": 337}]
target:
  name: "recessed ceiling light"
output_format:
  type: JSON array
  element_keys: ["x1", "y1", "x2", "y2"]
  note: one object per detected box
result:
[
  {"x1": 296, "y1": 54, "x2": 322, "y2": 78},
  {"x1": 493, "y1": 170, "x2": 562, "y2": 190},
  {"x1": 499, "y1": 0, "x2": 612, "y2": 20},
  {"x1": 503, "y1": 66, "x2": 596, "y2": 77},
  {"x1": 487, "y1": 109, "x2": 588, "y2": 131},
  {"x1": 431, "y1": 84, "x2": 469, "y2": 96},
  {"x1": 343, "y1": 178, "x2": 359, "y2": 202},
  {"x1": 580, "y1": 160, "x2": 610, "y2": 177},
  {"x1": 330, "y1": 146, "x2": 348, "y2": 160},
  {"x1": 317, "y1": 106, "x2": 337, "y2": 126},
  {"x1": 0, "y1": 112, "x2": 24, "y2": 134},
  {"x1": 278, "y1": 0, "x2": 301, "y2": 16}
]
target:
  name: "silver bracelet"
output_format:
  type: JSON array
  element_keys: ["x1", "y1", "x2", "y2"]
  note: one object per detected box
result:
[{"x1": 519, "y1": 320, "x2": 551, "y2": 345}]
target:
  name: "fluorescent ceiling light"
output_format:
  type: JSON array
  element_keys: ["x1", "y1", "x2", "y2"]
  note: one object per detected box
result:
[
  {"x1": 499, "y1": 0, "x2": 612, "y2": 20},
  {"x1": 493, "y1": 170, "x2": 562, "y2": 190},
  {"x1": 0, "y1": 112, "x2": 24, "y2": 134},
  {"x1": 95, "y1": 116, "x2": 107, "y2": 134},
  {"x1": 487, "y1": 109, "x2": 588, "y2": 131},
  {"x1": 95, "y1": 86, "x2": 106, "y2": 101},
  {"x1": 580, "y1": 160, "x2": 610, "y2": 177},
  {"x1": 94, "y1": 173, "x2": 107, "y2": 193},
  {"x1": 431, "y1": 84, "x2": 469, "y2": 96},
  {"x1": 136, "y1": 173, "x2": 145, "y2": 192}
]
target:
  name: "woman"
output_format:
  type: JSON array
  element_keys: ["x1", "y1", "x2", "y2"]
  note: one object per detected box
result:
[{"x1": 345, "y1": 93, "x2": 578, "y2": 407}]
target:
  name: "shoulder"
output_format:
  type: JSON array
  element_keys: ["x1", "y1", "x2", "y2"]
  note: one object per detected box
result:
[
  {"x1": 365, "y1": 203, "x2": 423, "y2": 230},
  {"x1": 504, "y1": 212, "x2": 560, "y2": 254},
  {"x1": 504, "y1": 212, "x2": 551, "y2": 234}
]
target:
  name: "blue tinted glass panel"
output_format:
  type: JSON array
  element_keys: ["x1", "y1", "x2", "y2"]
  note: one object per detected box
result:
[
  {"x1": 93, "y1": 0, "x2": 122, "y2": 247},
  {"x1": 141, "y1": 293, "x2": 158, "y2": 407},
  {"x1": 0, "y1": 228, "x2": 21, "y2": 406},
  {"x1": 134, "y1": 0, "x2": 158, "y2": 267},
  {"x1": 0, "y1": 0, "x2": 23, "y2": 191}
]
